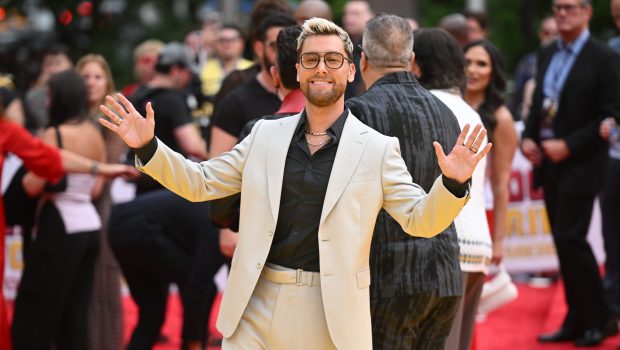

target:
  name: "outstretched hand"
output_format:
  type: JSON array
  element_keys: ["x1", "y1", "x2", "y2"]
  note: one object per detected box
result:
[
  {"x1": 433, "y1": 124, "x2": 492, "y2": 184},
  {"x1": 98, "y1": 93, "x2": 155, "y2": 149},
  {"x1": 97, "y1": 163, "x2": 141, "y2": 179}
]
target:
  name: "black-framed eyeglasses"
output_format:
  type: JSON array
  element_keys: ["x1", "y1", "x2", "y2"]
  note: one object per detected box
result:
[
  {"x1": 551, "y1": 3, "x2": 583, "y2": 13},
  {"x1": 299, "y1": 52, "x2": 351, "y2": 69}
]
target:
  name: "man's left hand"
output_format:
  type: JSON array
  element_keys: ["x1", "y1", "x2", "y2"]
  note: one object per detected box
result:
[
  {"x1": 433, "y1": 124, "x2": 492, "y2": 184},
  {"x1": 541, "y1": 139, "x2": 570, "y2": 163},
  {"x1": 219, "y1": 228, "x2": 238, "y2": 258}
]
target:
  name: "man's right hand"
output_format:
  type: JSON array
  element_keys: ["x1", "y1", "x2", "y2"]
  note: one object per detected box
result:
[
  {"x1": 99, "y1": 93, "x2": 155, "y2": 149},
  {"x1": 521, "y1": 137, "x2": 543, "y2": 166}
]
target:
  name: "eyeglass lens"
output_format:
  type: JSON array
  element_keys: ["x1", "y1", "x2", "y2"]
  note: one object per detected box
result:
[{"x1": 301, "y1": 52, "x2": 346, "y2": 69}]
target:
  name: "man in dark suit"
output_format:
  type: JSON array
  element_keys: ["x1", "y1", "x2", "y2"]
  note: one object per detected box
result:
[
  {"x1": 109, "y1": 190, "x2": 226, "y2": 350},
  {"x1": 522, "y1": 0, "x2": 620, "y2": 346},
  {"x1": 346, "y1": 14, "x2": 463, "y2": 349}
]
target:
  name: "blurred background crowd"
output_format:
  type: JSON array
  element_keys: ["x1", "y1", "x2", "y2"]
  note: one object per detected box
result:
[{"x1": 0, "y1": 0, "x2": 616, "y2": 103}]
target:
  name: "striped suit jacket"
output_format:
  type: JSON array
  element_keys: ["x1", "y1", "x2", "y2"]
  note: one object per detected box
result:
[{"x1": 347, "y1": 71, "x2": 463, "y2": 298}]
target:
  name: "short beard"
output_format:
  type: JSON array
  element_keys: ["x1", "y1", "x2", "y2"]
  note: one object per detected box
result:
[{"x1": 302, "y1": 79, "x2": 346, "y2": 107}]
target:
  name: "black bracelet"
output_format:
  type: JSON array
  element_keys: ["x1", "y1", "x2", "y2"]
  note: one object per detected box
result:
[{"x1": 90, "y1": 161, "x2": 99, "y2": 175}]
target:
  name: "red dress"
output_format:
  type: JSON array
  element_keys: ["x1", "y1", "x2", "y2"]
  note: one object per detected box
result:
[{"x1": 0, "y1": 120, "x2": 64, "y2": 350}]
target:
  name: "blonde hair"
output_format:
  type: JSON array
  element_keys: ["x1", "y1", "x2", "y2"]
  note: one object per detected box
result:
[
  {"x1": 297, "y1": 17, "x2": 353, "y2": 60},
  {"x1": 75, "y1": 54, "x2": 116, "y2": 116},
  {"x1": 134, "y1": 39, "x2": 165, "y2": 60}
]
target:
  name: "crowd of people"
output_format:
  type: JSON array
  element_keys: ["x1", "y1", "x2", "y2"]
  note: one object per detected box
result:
[{"x1": 1, "y1": 0, "x2": 620, "y2": 349}]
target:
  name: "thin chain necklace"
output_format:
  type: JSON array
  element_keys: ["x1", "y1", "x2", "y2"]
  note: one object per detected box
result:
[
  {"x1": 306, "y1": 137, "x2": 331, "y2": 147},
  {"x1": 305, "y1": 129, "x2": 328, "y2": 136}
]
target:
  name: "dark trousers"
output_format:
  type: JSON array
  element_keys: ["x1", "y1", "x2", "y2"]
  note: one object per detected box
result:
[
  {"x1": 112, "y1": 226, "x2": 190, "y2": 350},
  {"x1": 11, "y1": 201, "x2": 100, "y2": 350},
  {"x1": 543, "y1": 168, "x2": 612, "y2": 331},
  {"x1": 182, "y1": 227, "x2": 225, "y2": 345},
  {"x1": 370, "y1": 292, "x2": 460, "y2": 350},
  {"x1": 109, "y1": 202, "x2": 225, "y2": 350},
  {"x1": 601, "y1": 158, "x2": 620, "y2": 317}
]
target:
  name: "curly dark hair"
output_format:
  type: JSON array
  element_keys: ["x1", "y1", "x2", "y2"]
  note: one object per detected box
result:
[{"x1": 463, "y1": 39, "x2": 506, "y2": 135}]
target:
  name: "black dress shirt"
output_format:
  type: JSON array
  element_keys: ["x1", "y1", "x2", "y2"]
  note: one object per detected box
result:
[{"x1": 266, "y1": 109, "x2": 347, "y2": 272}]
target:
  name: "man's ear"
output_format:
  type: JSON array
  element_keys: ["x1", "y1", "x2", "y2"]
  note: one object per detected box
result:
[
  {"x1": 348, "y1": 61, "x2": 356, "y2": 83},
  {"x1": 410, "y1": 51, "x2": 415, "y2": 69},
  {"x1": 360, "y1": 51, "x2": 367, "y2": 73},
  {"x1": 296, "y1": 63, "x2": 300, "y2": 82},
  {"x1": 348, "y1": 55, "x2": 356, "y2": 83},
  {"x1": 270, "y1": 65, "x2": 281, "y2": 88},
  {"x1": 411, "y1": 61, "x2": 421, "y2": 78},
  {"x1": 253, "y1": 40, "x2": 264, "y2": 60}
]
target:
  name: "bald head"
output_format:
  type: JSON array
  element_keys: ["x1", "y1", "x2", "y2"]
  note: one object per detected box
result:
[
  {"x1": 438, "y1": 13, "x2": 468, "y2": 47},
  {"x1": 295, "y1": 0, "x2": 333, "y2": 24}
]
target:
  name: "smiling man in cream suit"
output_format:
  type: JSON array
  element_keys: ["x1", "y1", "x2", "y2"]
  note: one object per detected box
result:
[{"x1": 99, "y1": 18, "x2": 491, "y2": 350}]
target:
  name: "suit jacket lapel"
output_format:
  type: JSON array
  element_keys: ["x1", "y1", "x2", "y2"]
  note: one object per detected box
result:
[
  {"x1": 539, "y1": 44, "x2": 557, "y2": 85},
  {"x1": 560, "y1": 38, "x2": 591, "y2": 102},
  {"x1": 320, "y1": 113, "x2": 368, "y2": 225},
  {"x1": 267, "y1": 114, "x2": 301, "y2": 223}
]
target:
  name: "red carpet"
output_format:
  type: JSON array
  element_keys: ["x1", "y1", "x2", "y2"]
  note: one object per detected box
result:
[
  {"x1": 476, "y1": 280, "x2": 620, "y2": 350},
  {"x1": 123, "y1": 281, "x2": 620, "y2": 349},
  {"x1": 6, "y1": 280, "x2": 618, "y2": 349},
  {"x1": 122, "y1": 292, "x2": 223, "y2": 350}
]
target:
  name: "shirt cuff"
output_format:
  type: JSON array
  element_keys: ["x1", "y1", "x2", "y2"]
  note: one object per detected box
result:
[
  {"x1": 442, "y1": 176, "x2": 470, "y2": 198},
  {"x1": 132, "y1": 137, "x2": 158, "y2": 164}
]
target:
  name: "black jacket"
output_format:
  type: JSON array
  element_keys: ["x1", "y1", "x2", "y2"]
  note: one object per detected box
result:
[
  {"x1": 346, "y1": 71, "x2": 463, "y2": 298},
  {"x1": 523, "y1": 36, "x2": 620, "y2": 194}
]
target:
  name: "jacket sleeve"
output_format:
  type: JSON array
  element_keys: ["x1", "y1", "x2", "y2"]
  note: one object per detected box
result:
[
  {"x1": 6, "y1": 121, "x2": 64, "y2": 183},
  {"x1": 522, "y1": 49, "x2": 547, "y2": 142},
  {"x1": 136, "y1": 119, "x2": 263, "y2": 202},
  {"x1": 381, "y1": 137, "x2": 467, "y2": 237},
  {"x1": 564, "y1": 50, "x2": 620, "y2": 158}
]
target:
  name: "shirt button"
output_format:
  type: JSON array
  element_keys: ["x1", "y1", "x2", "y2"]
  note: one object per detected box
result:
[
  {"x1": 268, "y1": 229, "x2": 274, "y2": 236},
  {"x1": 307, "y1": 164, "x2": 313, "y2": 170},
  {"x1": 256, "y1": 262, "x2": 263, "y2": 269}
]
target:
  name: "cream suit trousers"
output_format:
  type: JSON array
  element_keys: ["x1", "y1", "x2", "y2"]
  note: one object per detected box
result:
[{"x1": 222, "y1": 264, "x2": 337, "y2": 350}]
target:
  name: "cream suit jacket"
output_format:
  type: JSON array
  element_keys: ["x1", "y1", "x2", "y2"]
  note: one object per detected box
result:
[{"x1": 136, "y1": 112, "x2": 468, "y2": 350}]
